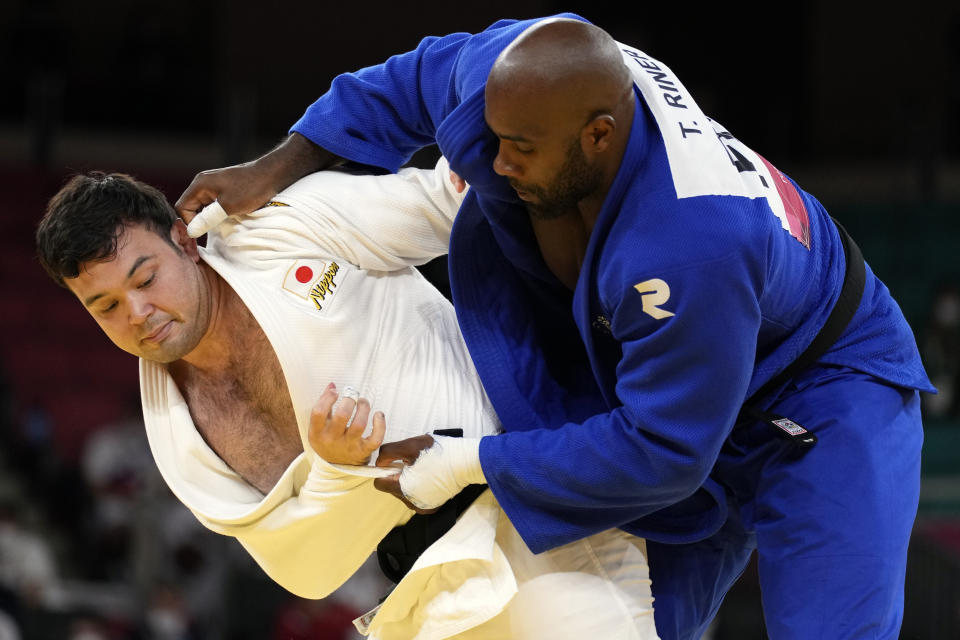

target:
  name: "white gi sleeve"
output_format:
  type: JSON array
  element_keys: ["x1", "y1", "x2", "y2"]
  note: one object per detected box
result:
[
  {"x1": 196, "y1": 456, "x2": 412, "y2": 600},
  {"x1": 212, "y1": 157, "x2": 465, "y2": 272}
]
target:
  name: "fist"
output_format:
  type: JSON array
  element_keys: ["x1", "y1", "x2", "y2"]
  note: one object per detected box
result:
[{"x1": 308, "y1": 383, "x2": 386, "y2": 465}]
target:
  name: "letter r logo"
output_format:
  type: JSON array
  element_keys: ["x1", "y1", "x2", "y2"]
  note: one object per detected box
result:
[{"x1": 633, "y1": 279, "x2": 675, "y2": 319}]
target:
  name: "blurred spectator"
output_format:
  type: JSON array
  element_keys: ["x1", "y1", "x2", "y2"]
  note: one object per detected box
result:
[
  {"x1": 67, "y1": 617, "x2": 110, "y2": 640},
  {"x1": 80, "y1": 398, "x2": 153, "y2": 581},
  {"x1": 271, "y1": 597, "x2": 361, "y2": 640},
  {"x1": 7, "y1": 396, "x2": 92, "y2": 557},
  {"x1": 136, "y1": 585, "x2": 197, "y2": 640},
  {"x1": 81, "y1": 397, "x2": 227, "y2": 635},
  {"x1": 18, "y1": 397, "x2": 53, "y2": 475},
  {"x1": 921, "y1": 281, "x2": 960, "y2": 419},
  {"x1": 82, "y1": 397, "x2": 152, "y2": 497},
  {"x1": 0, "y1": 500, "x2": 58, "y2": 628},
  {"x1": 148, "y1": 501, "x2": 227, "y2": 633},
  {"x1": 268, "y1": 555, "x2": 391, "y2": 640},
  {"x1": 0, "y1": 610, "x2": 20, "y2": 640}
]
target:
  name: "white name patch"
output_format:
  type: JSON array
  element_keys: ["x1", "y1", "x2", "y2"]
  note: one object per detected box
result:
[{"x1": 620, "y1": 44, "x2": 810, "y2": 249}]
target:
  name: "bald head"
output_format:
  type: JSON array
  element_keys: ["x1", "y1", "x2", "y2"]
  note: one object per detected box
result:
[
  {"x1": 484, "y1": 19, "x2": 635, "y2": 219},
  {"x1": 487, "y1": 18, "x2": 632, "y2": 121}
]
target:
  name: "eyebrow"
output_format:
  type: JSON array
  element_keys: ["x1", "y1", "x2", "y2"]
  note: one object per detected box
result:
[
  {"x1": 494, "y1": 132, "x2": 533, "y2": 143},
  {"x1": 82, "y1": 254, "x2": 154, "y2": 307}
]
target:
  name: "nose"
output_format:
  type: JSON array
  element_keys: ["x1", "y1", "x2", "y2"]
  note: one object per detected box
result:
[
  {"x1": 493, "y1": 143, "x2": 521, "y2": 178},
  {"x1": 128, "y1": 292, "x2": 153, "y2": 326}
]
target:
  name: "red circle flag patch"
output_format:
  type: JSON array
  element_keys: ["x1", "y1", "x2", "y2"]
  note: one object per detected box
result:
[
  {"x1": 295, "y1": 266, "x2": 314, "y2": 283},
  {"x1": 282, "y1": 260, "x2": 326, "y2": 300}
]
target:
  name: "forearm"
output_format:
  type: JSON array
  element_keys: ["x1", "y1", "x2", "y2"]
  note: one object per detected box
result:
[
  {"x1": 177, "y1": 132, "x2": 346, "y2": 226},
  {"x1": 255, "y1": 132, "x2": 343, "y2": 194}
]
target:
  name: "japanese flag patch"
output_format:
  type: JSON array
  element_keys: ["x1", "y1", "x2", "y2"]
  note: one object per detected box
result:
[{"x1": 282, "y1": 259, "x2": 344, "y2": 311}]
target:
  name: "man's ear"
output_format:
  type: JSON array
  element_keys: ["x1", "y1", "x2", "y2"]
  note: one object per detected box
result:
[
  {"x1": 580, "y1": 114, "x2": 616, "y2": 156},
  {"x1": 171, "y1": 219, "x2": 200, "y2": 261}
]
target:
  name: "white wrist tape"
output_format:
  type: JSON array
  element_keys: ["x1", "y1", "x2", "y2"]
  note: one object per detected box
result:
[
  {"x1": 186, "y1": 201, "x2": 229, "y2": 238},
  {"x1": 398, "y1": 435, "x2": 485, "y2": 510}
]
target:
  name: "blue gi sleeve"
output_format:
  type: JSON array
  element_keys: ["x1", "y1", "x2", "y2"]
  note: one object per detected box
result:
[
  {"x1": 289, "y1": 15, "x2": 588, "y2": 173},
  {"x1": 290, "y1": 33, "x2": 468, "y2": 172},
  {"x1": 479, "y1": 243, "x2": 765, "y2": 553}
]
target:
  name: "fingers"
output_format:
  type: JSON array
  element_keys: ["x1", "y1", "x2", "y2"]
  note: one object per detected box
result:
[
  {"x1": 185, "y1": 201, "x2": 229, "y2": 238},
  {"x1": 308, "y1": 383, "x2": 340, "y2": 454},
  {"x1": 345, "y1": 399, "x2": 384, "y2": 448},
  {"x1": 366, "y1": 411, "x2": 387, "y2": 451},
  {"x1": 371, "y1": 435, "x2": 444, "y2": 514},
  {"x1": 448, "y1": 170, "x2": 467, "y2": 193},
  {"x1": 345, "y1": 397, "x2": 370, "y2": 441},
  {"x1": 332, "y1": 394, "x2": 359, "y2": 436},
  {"x1": 175, "y1": 166, "x2": 272, "y2": 228},
  {"x1": 309, "y1": 383, "x2": 385, "y2": 465},
  {"x1": 373, "y1": 474, "x2": 401, "y2": 497},
  {"x1": 374, "y1": 474, "x2": 438, "y2": 514},
  {"x1": 375, "y1": 435, "x2": 434, "y2": 467},
  {"x1": 375, "y1": 443, "x2": 400, "y2": 467},
  {"x1": 175, "y1": 177, "x2": 219, "y2": 222}
]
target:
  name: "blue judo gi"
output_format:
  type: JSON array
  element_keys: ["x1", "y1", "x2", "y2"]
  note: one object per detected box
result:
[{"x1": 292, "y1": 14, "x2": 934, "y2": 639}]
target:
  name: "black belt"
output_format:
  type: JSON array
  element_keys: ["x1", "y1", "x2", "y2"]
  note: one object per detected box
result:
[
  {"x1": 376, "y1": 429, "x2": 488, "y2": 584},
  {"x1": 738, "y1": 217, "x2": 866, "y2": 454}
]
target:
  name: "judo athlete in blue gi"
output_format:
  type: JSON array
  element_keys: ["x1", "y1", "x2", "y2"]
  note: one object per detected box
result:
[{"x1": 176, "y1": 15, "x2": 934, "y2": 640}]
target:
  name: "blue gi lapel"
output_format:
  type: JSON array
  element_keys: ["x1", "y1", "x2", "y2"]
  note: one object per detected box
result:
[
  {"x1": 442, "y1": 94, "x2": 595, "y2": 431},
  {"x1": 572, "y1": 94, "x2": 648, "y2": 409},
  {"x1": 440, "y1": 79, "x2": 615, "y2": 433}
]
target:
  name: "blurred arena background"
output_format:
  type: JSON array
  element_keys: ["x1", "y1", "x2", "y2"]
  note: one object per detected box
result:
[{"x1": 0, "y1": 1, "x2": 958, "y2": 638}]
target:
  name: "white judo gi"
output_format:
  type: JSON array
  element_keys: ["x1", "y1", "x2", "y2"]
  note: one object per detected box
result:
[{"x1": 138, "y1": 159, "x2": 659, "y2": 639}]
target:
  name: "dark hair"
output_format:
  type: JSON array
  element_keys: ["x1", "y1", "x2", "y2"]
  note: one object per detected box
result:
[{"x1": 36, "y1": 172, "x2": 179, "y2": 287}]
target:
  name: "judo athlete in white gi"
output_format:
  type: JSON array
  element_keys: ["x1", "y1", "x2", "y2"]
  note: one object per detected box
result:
[{"x1": 36, "y1": 160, "x2": 660, "y2": 640}]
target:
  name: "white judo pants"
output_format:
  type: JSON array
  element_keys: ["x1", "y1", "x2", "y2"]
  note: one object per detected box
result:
[{"x1": 453, "y1": 514, "x2": 660, "y2": 640}]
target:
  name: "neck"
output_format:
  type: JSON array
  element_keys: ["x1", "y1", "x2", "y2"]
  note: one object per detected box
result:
[{"x1": 177, "y1": 264, "x2": 237, "y2": 374}]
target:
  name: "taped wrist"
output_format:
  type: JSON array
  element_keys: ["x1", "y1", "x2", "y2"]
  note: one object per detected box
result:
[{"x1": 398, "y1": 435, "x2": 485, "y2": 510}]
